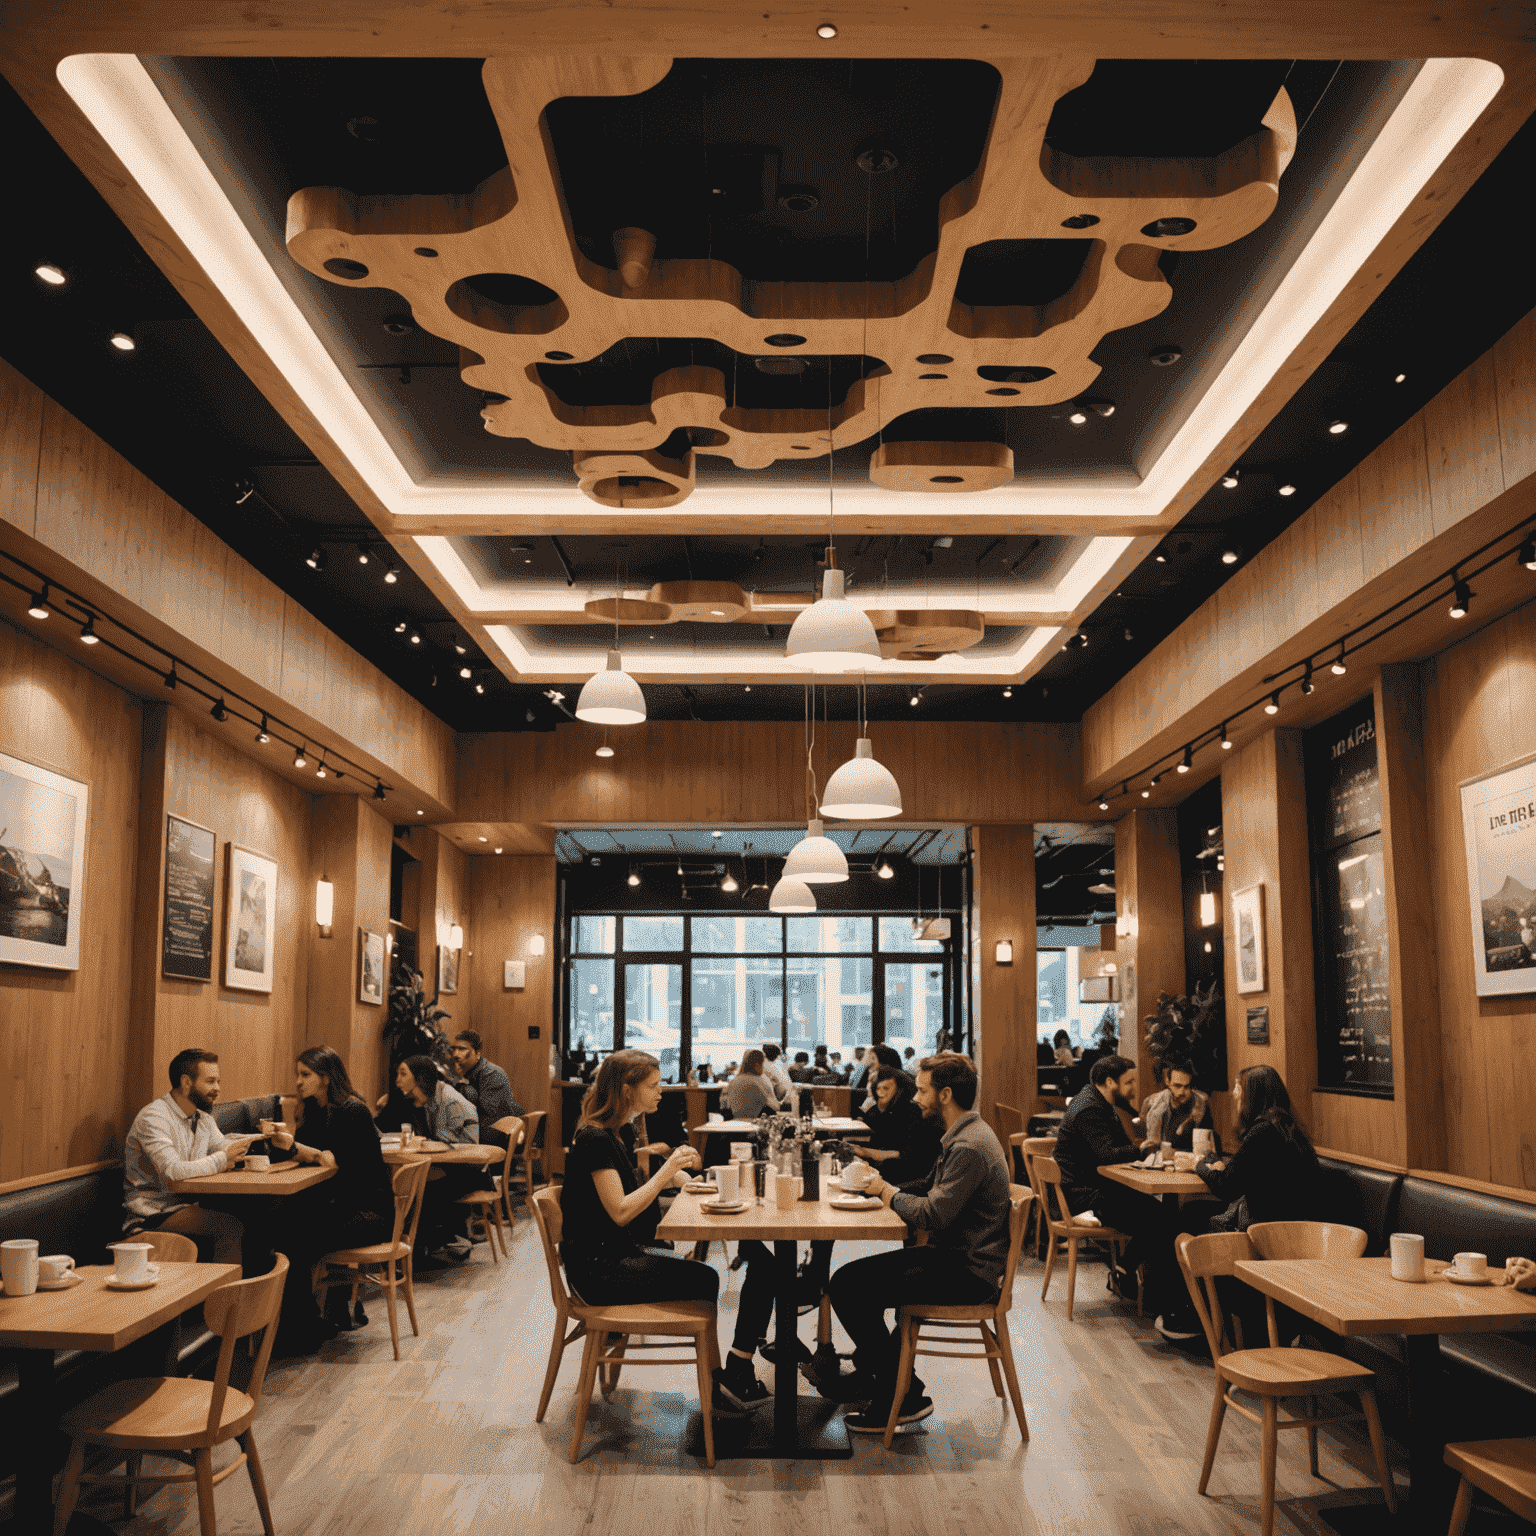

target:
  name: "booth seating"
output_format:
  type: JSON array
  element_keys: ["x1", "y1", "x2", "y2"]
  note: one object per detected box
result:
[{"x1": 1314, "y1": 1156, "x2": 1536, "y2": 1439}]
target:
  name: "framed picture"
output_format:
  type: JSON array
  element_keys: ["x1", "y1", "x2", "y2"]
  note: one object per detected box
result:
[
  {"x1": 0, "y1": 750, "x2": 89, "y2": 971},
  {"x1": 359, "y1": 928, "x2": 385, "y2": 1005},
  {"x1": 162, "y1": 814, "x2": 216, "y2": 981},
  {"x1": 1232, "y1": 883, "x2": 1267, "y2": 994},
  {"x1": 437, "y1": 942, "x2": 459, "y2": 995},
  {"x1": 1459, "y1": 751, "x2": 1536, "y2": 996},
  {"x1": 225, "y1": 843, "x2": 277, "y2": 993}
]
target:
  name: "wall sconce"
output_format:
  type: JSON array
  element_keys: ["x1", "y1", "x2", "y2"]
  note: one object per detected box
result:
[
  {"x1": 1199, "y1": 891, "x2": 1217, "y2": 927},
  {"x1": 1103, "y1": 961, "x2": 1118, "y2": 974},
  {"x1": 315, "y1": 880, "x2": 334, "y2": 939},
  {"x1": 994, "y1": 939, "x2": 1013, "y2": 965},
  {"x1": 529, "y1": 934, "x2": 546, "y2": 957},
  {"x1": 449, "y1": 923, "x2": 464, "y2": 950}
]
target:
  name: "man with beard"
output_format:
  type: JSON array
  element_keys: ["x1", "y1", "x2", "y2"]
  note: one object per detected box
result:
[
  {"x1": 1053, "y1": 1054, "x2": 1203, "y2": 1339},
  {"x1": 122, "y1": 1048, "x2": 258, "y2": 1265}
]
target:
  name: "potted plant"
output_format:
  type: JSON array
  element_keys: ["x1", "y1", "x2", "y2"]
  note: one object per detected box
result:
[
  {"x1": 1144, "y1": 978, "x2": 1225, "y2": 1090},
  {"x1": 384, "y1": 963, "x2": 454, "y2": 1074}
]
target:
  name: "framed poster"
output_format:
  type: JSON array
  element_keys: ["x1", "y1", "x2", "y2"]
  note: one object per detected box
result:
[
  {"x1": 1459, "y1": 751, "x2": 1536, "y2": 997},
  {"x1": 359, "y1": 928, "x2": 385, "y2": 1005},
  {"x1": 162, "y1": 814, "x2": 215, "y2": 980},
  {"x1": 1232, "y1": 883, "x2": 1267, "y2": 994},
  {"x1": 437, "y1": 942, "x2": 459, "y2": 995},
  {"x1": 225, "y1": 843, "x2": 277, "y2": 993},
  {"x1": 0, "y1": 750, "x2": 88, "y2": 971}
]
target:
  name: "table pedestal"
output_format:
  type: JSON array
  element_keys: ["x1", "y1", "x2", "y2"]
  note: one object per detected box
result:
[{"x1": 0, "y1": 1350, "x2": 115, "y2": 1536}]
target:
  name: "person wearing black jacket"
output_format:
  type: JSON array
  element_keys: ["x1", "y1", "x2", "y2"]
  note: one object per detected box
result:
[
  {"x1": 1196, "y1": 1064, "x2": 1322, "y2": 1227},
  {"x1": 857, "y1": 1068, "x2": 942, "y2": 1185}
]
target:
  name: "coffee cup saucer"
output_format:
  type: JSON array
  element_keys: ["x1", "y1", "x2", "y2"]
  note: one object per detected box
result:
[
  {"x1": 106, "y1": 1274, "x2": 159, "y2": 1290},
  {"x1": 701, "y1": 1198, "x2": 747, "y2": 1214},
  {"x1": 1441, "y1": 1270, "x2": 1494, "y2": 1285},
  {"x1": 37, "y1": 1271, "x2": 84, "y2": 1291}
]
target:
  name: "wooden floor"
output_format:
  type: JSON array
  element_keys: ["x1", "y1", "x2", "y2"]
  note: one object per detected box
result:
[{"x1": 12, "y1": 1221, "x2": 1461, "y2": 1535}]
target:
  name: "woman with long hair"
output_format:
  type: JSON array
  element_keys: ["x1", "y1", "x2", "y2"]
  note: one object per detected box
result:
[
  {"x1": 562, "y1": 1049, "x2": 775, "y2": 1414},
  {"x1": 856, "y1": 1067, "x2": 942, "y2": 1185},
  {"x1": 268, "y1": 1046, "x2": 394, "y2": 1350},
  {"x1": 719, "y1": 1047, "x2": 780, "y2": 1120},
  {"x1": 1195, "y1": 1064, "x2": 1323, "y2": 1227}
]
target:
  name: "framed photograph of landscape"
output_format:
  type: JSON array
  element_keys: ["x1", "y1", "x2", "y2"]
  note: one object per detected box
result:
[
  {"x1": 1460, "y1": 751, "x2": 1536, "y2": 997},
  {"x1": 437, "y1": 942, "x2": 459, "y2": 995},
  {"x1": 1232, "y1": 883, "x2": 1267, "y2": 995},
  {"x1": 0, "y1": 750, "x2": 88, "y2": 971},
  {"x1": 224, "y1": 843, "x2": 277, "y2": 993},
  {"x1": 359, "y1": 928, "x2": 385, "y2": 1005}
]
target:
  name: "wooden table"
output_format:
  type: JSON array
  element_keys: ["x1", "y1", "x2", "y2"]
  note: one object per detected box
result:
[
  {"x1": 1098, "y1": 1162, "x2": 1212, "y2": 1203},
  {"x1": 657, "y1": 1185, "x2": 907, "y2": 1458},
  {"x1": 690, "y1": 1117, "x2": 870, "y2": 1154},
  {"x1": 380, "y1": 1140, "x2": 499, "y2": 1166},
  {"x1": 0, "y1": 1261, "x2": 239, "y2": 1534},
  {"x1": 1234, "y1": 1256, "x2": 1536, "y2": 1533},
  {"x1": 167, "y1": 1162, "x2": 333, "y2": 1195}
]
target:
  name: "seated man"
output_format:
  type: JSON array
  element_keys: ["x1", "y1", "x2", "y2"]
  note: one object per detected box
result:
[
  {"x1": 787, "y1": 1051, "x2": 816, "y2": 1084},
  {"x1": 1054, "y1": 1054, "x2": 1203, "y2": 1340},
  {"x1": 848, "y1": 1045, "x2": 870, "y2": 1091},
  {"x1": 761, "y1": 1041, "x2": 795, "y2": 1102},
  {"x1": 823, "y1": 1053, "x2": 1011, "y2": 1434},
  {"x1": 451, "y1": 1030, "x2": 525, "y2": 1151},
  {"x1": 122, "y1": 1048, "x2": 258, "y2": 1266},
  {"x1": 1140, "y1": 1056, "x2": 1216, "y2": 1152}
]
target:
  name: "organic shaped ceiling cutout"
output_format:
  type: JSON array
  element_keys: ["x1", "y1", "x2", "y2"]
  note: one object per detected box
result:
[{"x1": 286, "y1": 55, "x2": 1295, "y2": 506}]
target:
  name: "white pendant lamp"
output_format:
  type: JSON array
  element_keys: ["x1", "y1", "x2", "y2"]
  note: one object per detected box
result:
[
  {"x1": 822, "y1": 737, "x2": 903, "y2": 819},
  {"x1": 783, "y1": 818, "x2": 849, "y2": 883},
  {"x1": 785, "y1": 557, "x2": 880, "y2": 672},
  {"x1": 769, "y1": 875, "x2": 817, "y2": 912},
  {"x1": 576, "y1": 648, "x2": 646, "y2": 725}
]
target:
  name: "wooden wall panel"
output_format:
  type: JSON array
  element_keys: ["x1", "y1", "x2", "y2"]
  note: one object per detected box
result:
[
  {"x1": 1114, "y1": 809, "x2": 1185, "y2": 1078},
  {"x1": 1494, "y1": 303, "x2": 1536, "y2": 487},
  {"x1": 1356, "y1": 414, "x2": 1433, "y2": 584},
  {"x1": 0, "y1": 358, "x2": 42, "y2": 536},
  {"x1": 1424, "y1": 349, "x2": 1506, "y2": 537},
  {"x1": 973, "y1": 825, "x2": 1036, "y2": 1136},
  {"x1": 408, "y1": 828, "x2": 471, "y2": 1021},
  {"x1": 0, "y1": 617, "x2": 141, "y2": 1180}
]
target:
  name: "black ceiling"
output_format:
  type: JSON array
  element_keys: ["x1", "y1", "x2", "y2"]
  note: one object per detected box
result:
[{"x1": 2, "y1": 64, "x2": 1533, "y2": 731}]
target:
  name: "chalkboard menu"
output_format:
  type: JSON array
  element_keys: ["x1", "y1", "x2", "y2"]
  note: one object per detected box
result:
[
  {"x1": 1306, "y1": 699, "x2": 1393, "y2": 1096},
  {"x1": 162, "y1": 815, "x2": 216, "y2": 980}
]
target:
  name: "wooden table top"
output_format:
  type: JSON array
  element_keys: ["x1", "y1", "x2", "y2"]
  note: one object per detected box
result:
[
  {"x1": 0, "y1": 1262, "x2": 240, "y2": 1351},
  {"x1": 695, "y1": 1117, "x2": 869, "y2": 1136},
  {"x1": 658, "y1": 1186, "x2": 909, "y2": 1243},
  {"x1": 1099, "y1": 1162, "x2": 1212, "y2": 1196},
  {"x1": 1233, "y1": 1257, "x2": 1536, "y2": 1336},
  {"x1": 381, "y1": 1141, "x2": 499, "y2": 1165},
  {"x1": 168, "y1": 1162, "x2": 334, "y2": 1195}
]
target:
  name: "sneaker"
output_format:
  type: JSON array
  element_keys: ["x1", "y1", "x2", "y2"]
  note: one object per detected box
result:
[
  {"x1": 1154, "y1": 1310, "x2": 1202, "y2": 1342},
  {"x1": 712, "y1": 1364, "x2": 771, "y2": 1413},
  {"x1": 809, "y1": 1365, "x2": 880, "y2": 1404},
  {"x1": 846, "y1": 1392, "x2": 933, "y2": 1434},
  {"x1": 759, "y1": 1337, "x2": 812, "y2": 1367}
]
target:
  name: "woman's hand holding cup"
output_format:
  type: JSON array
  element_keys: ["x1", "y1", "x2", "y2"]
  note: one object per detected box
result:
[
  {"x1": 664, "y1": 1145, "x2": 700, "y2": 1179},
  {"x1": 269, "y1": 1129, "x2": 295, "y2": 1151}
]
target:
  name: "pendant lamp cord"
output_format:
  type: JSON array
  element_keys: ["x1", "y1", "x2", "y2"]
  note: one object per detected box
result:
[{"x1": 804, "y1": 682, "x2": 820, "y2": 820}]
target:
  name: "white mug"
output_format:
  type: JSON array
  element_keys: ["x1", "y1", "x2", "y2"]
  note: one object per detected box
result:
[
  {"x1": 110, "y1": 1242, "x2": 154, "y2": 1283},
  {"x1": 1453, "y1": 1251, "x2": 1488, "y2": 1280},
  {"x1": 774, "y1": 1173, "x2": 796, "y2": 1209},
  {"x1": 1390, "y1": 1232, "x2": 1426, "y2": 1283},
  {"x1": 713, "y1": 1162, "x2": 740, "y2": 1204},
  {"x1": 38, "y1": 1254, "x2": 75, "y2": 1284},
  {"x1": 843, "y1": 1161, "x2": 871, "y2": 1190},
  {"x1": 1192, "y1": 1129, "x2": 1214, "y2": 1158},
  {"x1": 244, "y1": 1154, "x2": 271, "y2": 1172},
  {"x1": 0, "y1": 1239, "x2": 39, "y2": 1296},
  {"x1": 730, "y1": 1142, "x2": 753, "y2": 1162}
]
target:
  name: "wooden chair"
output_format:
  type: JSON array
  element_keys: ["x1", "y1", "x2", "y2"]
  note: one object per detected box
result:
[
  {"x1": 456, "y1": 1115, "x2": 524, "y2": 1260},
  {"x1": 314, "y1": 1158, "x2": 429, "y2": 1360},
  {"x1": 1017, "y1": 1134, "x2": 1058, "y2": 1259},
  {"x1": 1035, "y1": 1155, "x2": 1141, "y2": 1320},
  {"x1": 1444, "y1": 1437, "x2": 1536, "y2": 1535},
  {"x1": 52, "y1": 1255, "x2": 289, "y2": 1536},
  {"x1": 509, "y1": 1108, "x2": 548, "y2": 1204},
  {"x1": 994, "y1": 1102, "x2": 1024, "y2": 1150},
  {"x1": 882, "y1": 1185, "x2": 1035, "y2": 1447},
  {"x1": 137, "y1": 1230, "x2": 199, "y2": 1264},
  {"x1": 528, "y1": 1185, "x2": 720, "y2": 1467},
  {"x1": 1176, "y1": 1231, "x2": 1396, "y2": 1536}
]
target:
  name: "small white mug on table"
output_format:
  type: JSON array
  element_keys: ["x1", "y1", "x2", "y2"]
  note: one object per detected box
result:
[
  {"x1": 109, "y1": 1242, "x2": 156, "y2": 1284},
  {"x1": 38, "y1": 1254, "x2": 75, "y2": 1285},
  {"x1": 710, "y1": 1162, "x2": 740, "y2": 1204},
  {"x1": 0, "y1": 1238, "x2": 39, "y2": 1296},
  {"x1": 1453, "y1": 1251, "x2": 1488, "y2": 1280},
  {"x1": 1390, "y1": 1231, "x2": 1426, "y2": 1282}
]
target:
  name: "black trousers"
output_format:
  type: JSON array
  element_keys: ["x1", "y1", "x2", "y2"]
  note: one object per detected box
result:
[
  {"x1": 1069, "y1": 1184, "x2": 1213, "y2": 1312},
  {"x1": 828, "y1": 1247, "x2": 995, "y2": 1406},
  {"x1": 274, "y1": 1192, "x2": 391, "y2": 1326},
  {"x1": 564, "y1": 1242, "x2": 776, "y2": 1356}
]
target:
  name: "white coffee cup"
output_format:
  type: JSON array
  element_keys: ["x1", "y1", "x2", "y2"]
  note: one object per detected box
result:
[
  {"x1": 713, "y1": 1162, "x2": 740, "y2": 1204},
  {"x1": 730, "y1": 1142, "x2": 753, "y2": 1162},
  {"x1": 1453, "y1": 1251, "x2": 1488, "y2": 1280},
  {"x1": 244, "y1": 1154, "x2": 271, "y2": 1172},
  {"x1": 110, "y1": 1242, "x2": 154, "y2": 1283},
  {"x1": 1390, "y1": 1232, "x2": 1426, "y2": 1283},
  {"x1": 0, "y1": 1239, "x2": 39, "y2": 1296},
  {"x1": 774, "y1": 1173, "x2": 796, "y2": 1209},
  {"x1": 707, "y1": 1112, "x2": 724, "y2": 1123},
  {"x1": 843, "y1": 1161, "x2": 871, "y2": 1190},
  {"x1": 1192, "y1": 1129, "x2": 1214, "y2": 1158},
  {"x1": 38, "y1": 1254, "x2": 75, "y2": 1284}
]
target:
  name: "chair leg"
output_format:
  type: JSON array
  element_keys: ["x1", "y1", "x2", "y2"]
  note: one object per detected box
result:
[
  {"x1": 1307, "y1": 1395, "x2": 1319, "y2": 1477},
  {"x1": 1447, "y1": 1475, "x2": 1474, "y2": 1536},
  {"x1": 1066, "y1": 1236, "x2": 1080, "y2": 1323},
  {"x1": 124, "y1": 1450, "x2": 143, "y2": 1518},
  {"x1": 52, "y1": 1441, "x2": 85, "y2": 1536},
  {"x1": 537, "y1": 1303, "x2": 574, "y2": 1423},
  {"x1": 1359, "y1": 1389, "x2": 1397, "y2": 1513},
  {"x1": 490, "y1": 1199, "x2": 507, "y2": 1259},
  {"x1": 194, "y1": 1446, "x2": 218, "y2": 1536},
  {"x1": 242, "y1": 1429, "x2": 276, "y2": 1536},
  {"x1": 569, "y1": 1328, "x2": 603, "y2": 1464},
  {"x1": 383, "y1": 1263, "x2": 402, "y2": 1360},
  {"x1": 705, "y1": 1318, "x2": 722, "y2": 1375},
  {"x1": 995, "y1": 1315, "x2": 1029, "y2": 1440},
  {"x1": 602, "y1": 1334, "x2": 627, "y2": 1398},
  {"x1": 1198, "y1": 1377, "x2": 1228, "y2": 1494},
  {"x1": 1259, "y1": 1396, "x2": 1278, "y2": 1536},
  {"x1": 817, "y1": 1293, "x2": 833, "y2": 1347},
  {"x1": 980, "y1": 1322, "x2": 1005, "y2": 1397},
  {"x1": 883, "y1": 1314, "x2": 919, "y2": 1449},
  {"x1": 401, "y1": 1256, "x2": 420, "y2": 1339},
  {"x1": 693, "y1": 1332, "x2": 717, "y2": 1469},
  {"x1": 1041, "y1": 1229, "x2": 1059, "y2": 1301}
]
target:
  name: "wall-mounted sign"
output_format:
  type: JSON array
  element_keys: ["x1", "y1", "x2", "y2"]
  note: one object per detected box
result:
[
  {"x1": 162, "y1": 814, "x2": 215, "y2": 981},
  {"x1": 1459, "y1": 749, "x2": 1536, "y2": 998},
  {"x1": 504, "y1": 959, "x2": 526, "y2": 989},
  {"x1": 1246, "y1": 1005, "x2": 1270, "y2": 1045}
]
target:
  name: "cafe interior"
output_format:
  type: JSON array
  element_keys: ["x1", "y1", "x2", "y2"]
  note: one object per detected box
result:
[{"x1": 2, "y1": 2, "x2": 1536, "y2": 1533}]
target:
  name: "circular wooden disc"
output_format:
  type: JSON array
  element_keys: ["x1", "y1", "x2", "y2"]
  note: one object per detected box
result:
[
  {"x1": 869, "y1": 441, "x2": 1014, "y2": 493},
  {"x1": 647, "y1": 580, "x2": 749, "y2": 622},
  {"x1": 869, "y1": 609, "x2": 985, "y2": 655},
  {"x1": 583, "y1": 597, "x2": 674, "y2": 624}
]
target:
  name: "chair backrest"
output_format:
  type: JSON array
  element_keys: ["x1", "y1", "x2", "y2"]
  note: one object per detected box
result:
[
  {"x1": 996, "y1": 1183, "x2": 1035, "y2": 1313},
  {"x1": 489, "y1": 1115, "x2": 525, "y2": 1183},
  {"x1": 530, "y1": 1185, "x2": 572, "y2": 1313},
  {"x1": 520, "y1": 1109, "x2": 546, "y2": 1155},
  {"x1": 995, "y1": 1102, "x2": 1024, "y2": 1141},
  {"x1": 390, "y1": 1158, "x2": 432, "y2": 1252},
  {"x1": 1033, "y1": 1154, "x2": 1079, "y2": 1224},
  {"x1": 139, "y1": 1229, "x2": 199, "y2": 1264},
  {"x1": 1246, "y1": 1220, "x2": 1367, "y2": 1261},
  {"x1": 1019, "y1": 1135, "x2": 1055, "y2": 1198},
  {"x1": 1176, "y1": 1230, "x2": 1258, "y2": 1360},
  {"x1": 203, "y1": 1253, "x2": 288, "y2": 1440}
]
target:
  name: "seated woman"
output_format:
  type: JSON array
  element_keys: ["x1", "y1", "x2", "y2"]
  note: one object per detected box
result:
[
  {"x1": 562, "y1": 1049, "x2": 775, "y2": 1413},
  {"x1": 1052, "y1": 1029, "x2": 1076, "y2": 1068},
  {"x1": 269, "y1": 1046, "x2": 393, "y2": 1350},
  {"x1": 856, "y1": 1067, "x2": 942, "y2": 1185},
  {"x1": 719, "y1": 1048, "x2": 780, "y2": 1120},
  {"x1": 396, "y1": 1054, "x2": 492, "y2": 1250},
  {"x1": 1506, "y1": 1258, "x2": 1536, "y2": 1290},
  {"x1": 1196, "y1": 1064, "x2": 1323, "y2": 1227}
]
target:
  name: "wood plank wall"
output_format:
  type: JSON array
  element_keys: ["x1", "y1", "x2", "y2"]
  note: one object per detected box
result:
[
  {"x1": 1113, "y1": 809, "x2": 1185, "y2": 1078},
  {"x1": 973, "y1": 826, "x2": 1036, "y2": 1134}
]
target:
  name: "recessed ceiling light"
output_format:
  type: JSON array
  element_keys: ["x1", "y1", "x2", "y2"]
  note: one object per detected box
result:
[
  {"x1": 1068, "y1": 410, "x2": 1088, "y2": 426},
  {"x1": 460, "y1": 666, "x2": 472, "y2": 679},
  {"x1": 710, "y1": 609, "x2": 726, "y2": 616},
  {"x1": 475, "y1": 680, "x2": 485, "y2": 694},
  {"x1": 712, "y1": 830, "x2": 723, "y2": 838},
  {"x1": 416, "y1": 809, "x2": 424, "y2": 816},
  {"x1": 35, "y1": 263, "x2": 66, "y2": 285},
  {"x1": 1328, "y1": 420, "x2": 1349, "y2": 435},
  {"x1": 109, "y1": 332, "x2": 135, "y2": 351},
  {"x1": 1394, "y1": 372, "x2": 1407, "y2": 383},
  {"x1": 383, "y1": 562, "x2": 399, "y2": 584},
  {"x1": 1002, "y1": 686, "x2": 1012, "y2": 698},
  {"x1": 407, "y1": 629, "x2": 421, "y2": 645},
  {"x1": 478, "y1": 836, "x2": 488, "y2": 842},
  {"x1": 1278, "y1": 483, "x2": 1297, "y2": 497},
  {"x1": 1221, "y1": 548, "x2": 1240, "y2": 565},
  {"x1": 816, "y1": 22, "x2": 838, "y2": 38},
  {"x1": 1221, "y1": 470, "x2": 1240, "y2": 489}
]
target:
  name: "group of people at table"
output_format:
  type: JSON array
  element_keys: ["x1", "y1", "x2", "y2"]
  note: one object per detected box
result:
[{"x1": 119, "y1": 1031, "x2": 523, "y2": 1352}]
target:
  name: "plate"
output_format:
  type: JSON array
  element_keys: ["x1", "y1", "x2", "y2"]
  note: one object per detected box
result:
[
  {"x1": 701, "y1": 1199, "x2": 748, "y2": 1214},
  {"x1": 37, "y1": 1272, "x2": 84, "y2": 1291},
  {"x1": 1441, "y1": 1270, "x2": 1495, "y2": 1285},
  {"x1": 105, "y1": 1274, "x2": 159, "y2": 1290},
  {"x1": 829, "y1": 1195, "x2": 883, "y2": 1210}
]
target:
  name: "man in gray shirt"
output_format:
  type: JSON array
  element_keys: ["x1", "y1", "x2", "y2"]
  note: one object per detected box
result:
[
  {"x1": 822, "y1": 1053, "x2": 1011, "y2": 1434},
  {"x1": 122, "y1": 1048, "x2": 259, "y2": 1265},
  {"x1": 452, "y1": 1031, "x2": 524, "y2": 1150}
]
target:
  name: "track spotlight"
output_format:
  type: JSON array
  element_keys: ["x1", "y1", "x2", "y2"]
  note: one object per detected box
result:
[
  {"x1": 1220, "y1": 469, "x2": 1240, "y2": 489},
  {"x1": 210, "y1": 699, "x2": 228, "y2": 722},
  {"x1": 1221, "y1": 722, "x2": 1232, "y2": 750},
  {"x1": 1177, "y1": 745, "x2": 1192, "y2": 773},
  {"x1": 294, "y1": 746, "x2": 308, "y2": 768},
  {"x1": 721, "y1": 871, "x2": 739, "y2": 893},
  {"x1": 255, "y1": 716, "x2": 270, "y2": 744},
  {"x1": 1328, "y1": 420, "x2": 1349, "y2": 435},
  {"x1": 1522, "y1": 538, "x2": 1536, "y2": 571},
  {"x1": 373, "y1": 781, "x2": 386, "y2": 801},
  {"x1": 27, "y1": 585, "x2": 50, "y2": 620},
  {"x1": 383, "y1": 561, "x2": 399, "y2": 585},
  {"x1": 1450, "y1": 576, "x2": 1472, "y2": 619},
  {"x1": 1097, "y1": 796, "x2": 1110, "y2": 811},
  {"x1": 1074, "y1": 630, "x2": 1090, "y2": 648},
  {"x1": 305, "y1": 547, "x2": 327, "y2": 570},
  {"x1": 407, "y1": 628, "x2": 422, "y2": 645},
  {"x1": 1068, "y1": 409, "x2": 1088, "y2": 426},
  {"x1": 908, "y1": 690, "x2": 920, "y2": 707},
  {"x1": 78, "y1": 615, "x2": 99, "y2": 645},
  {"x1": 1301, "y1": 662, "x2": 1315, "y2": 696},
  {"x1": 1395, "y1": 372, "x2": 1407, "y2": 383},
  {"x1": 164, "y1": 665, "x2": 177, "y2": 690},
  {"x1": 1265, "y1": 692, "x2": 1280, "y2": 715},
  {"x1": 1002, "y1": 686, "x2": 1012, "y2": 698},
  {"x1": 475, "y1": 679, "x2": 486, "y2": 695},
  {"x1": 627, "y1": 866, "x2": 641, "y2": 887},
  {"x1": 460, "y1": 666, "x2": 472, "y2": 679},
  {"x1": 233, "y1": 478, "x2": 255, "y2": 505},
  {"x1": 356, "y1": 544, "x2": 371, "y2": 565},
  {"x1": 315, "y1": 760, "x2": 327, "y2": 779},
  {"x1": 1141, "y1": 786, "x2": 1151, "y2": 799},
  {"x1": 1331, "y1": 644, "x2": 1348, "y2": 676},
  {"x1": 1221, "y1": 547, "x2": 1240, "y2": 565}
]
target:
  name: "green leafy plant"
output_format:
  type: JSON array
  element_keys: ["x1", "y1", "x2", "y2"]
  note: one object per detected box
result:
[
  {"x1": 1144, "y1": 979, "x2": 1225, "y2": 1091},
  {"x1": 384, "y1": 963, "x2": 453, "y2": 1072}
]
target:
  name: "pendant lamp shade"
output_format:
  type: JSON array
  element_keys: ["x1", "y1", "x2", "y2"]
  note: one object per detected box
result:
[
  {"x1": 769, "y1": 875, "x2": 817, "y2": 913},
  {"x1": 784, "y1": 567, "x2": 880, "y2": 671},
  {"x1": 821, "y1": 737, "x2": 902, "y2": 819},
  {"x1": 576, "y1": 649, "x2": 646, "y2": 724},
  {"x1": 783, "y1": 819, "x2": 849, "y2": 883}
]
